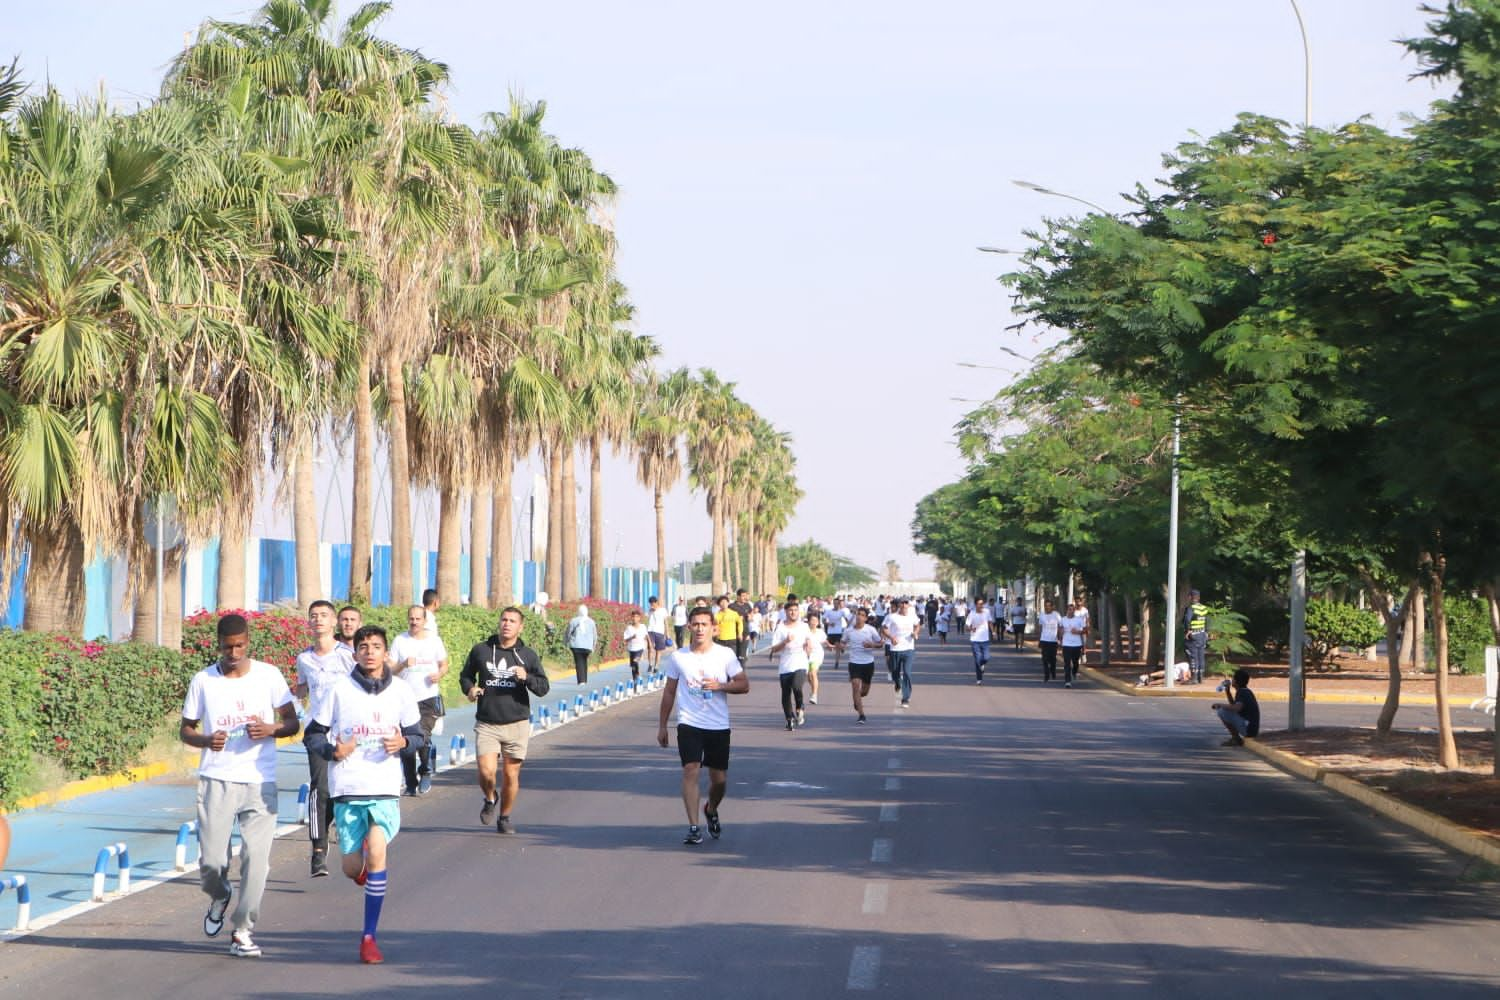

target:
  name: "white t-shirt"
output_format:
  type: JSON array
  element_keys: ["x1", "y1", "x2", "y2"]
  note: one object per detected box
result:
[
  {"x1": 390, "y1": 631, "x2": 448, "y2": 701},
  {"x1": 807, "y1": 627, "x2": 827, "y2": 669},
  {"x1": 1009, "y1": 604, "x2": 1027, "y2": 625},
  {"x1": 664, "y1": 643, "x2": 744, "y2": 731},
  {"x1": 936, "y1": 607, "x2": 951, "y2": 630},
  {"x1": 883, "y1": 611, "x2": 920, "y2": 651},
  {"x1": 315, "y1": 671, "x2": 421, "y2": 799},
  {"x1": 823, "y1": 607, "x2": 849, "y2": 634},
  {"x1": 182, "y1": 660, "x2": 294, "y2": 785},
  {"x1": 672, "y1": 603, "x2": 688, "y2": 626},
  {"x1": 1038, "y1": 611, "x2": 1062, "y2": 643},
  {"x1": 296, "y1": 644, "x2": 355, "y2": 721},
  {"x1": 648, "y1": 607, "x2": 669, "y2": 634},
  {"x1": 843, "y1": 624, "x2": 883, "y2": 664},
  {"x1": 1061, "y1": 613, "x2": 1086, "y2": 648},
  {"x1": 968, "y1": 609, "x2": 993, "y2": 642},
  {"x1": 956, "y1": 601, "x2": 969, "y2": 616},
  {"x1": 772, "y1": 621, "x2": 812, "y2": 674},
  {"x1": 623, "y1": 623, "x2": 649, "y2": 652}
]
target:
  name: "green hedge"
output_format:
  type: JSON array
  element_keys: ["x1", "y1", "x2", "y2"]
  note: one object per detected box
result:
[
  {"x1": 1304, "y1": 599, "x2": 1384, "y2": 670},
  {"x1": 1442, "y1": 595, "x2": 1493, "y2": 675},
  {"x1": 0, "y1": 632, "x2": 45, "y2": 808}
]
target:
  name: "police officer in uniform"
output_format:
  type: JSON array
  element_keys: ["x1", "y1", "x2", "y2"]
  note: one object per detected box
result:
[{"x1": 1183, "y1": 589, "x2": 1209, "y2": 684}]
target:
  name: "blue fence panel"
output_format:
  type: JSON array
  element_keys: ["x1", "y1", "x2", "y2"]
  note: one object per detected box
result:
[
  {"x1": 372, "y1": 545, "x2": 392, "y2": 607},
  {"x1": 83, "y1": 554, "x2": 111, "y2": 639},
  {"x1": 258, "y1": 539, "x2": 296, "y2": 606},
  {"x1": 459, "y1": 553, "x2": 471, "y2": 603},
  {"x1": 5, "y1": 546, "x2": 27, "y2": 628},
  {"x1": 330, "y1": 544, "x2": 351, "y2": 601},
  {"x1": 198, "y1": 539, "x2": 220, "y2": 613},
  {"x1": 425, "y1": 551, "x2": 438, "y2": 598}
]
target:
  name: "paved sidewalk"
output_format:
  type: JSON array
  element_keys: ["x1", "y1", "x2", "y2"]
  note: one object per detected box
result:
[{"x1": 0, "y1": 656, "x2": 659, "y2": 938}]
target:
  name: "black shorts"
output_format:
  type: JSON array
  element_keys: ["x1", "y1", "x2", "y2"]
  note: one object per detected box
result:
[
  {"x1": 827, "y1": 632, "x2": 843, "y2": 647},
  {"x1": 677, "y1": 724, "x2": 731, "y2": 771},
  {"x1": 848, "y1": 662, "x2": 875, "y2": 683}
]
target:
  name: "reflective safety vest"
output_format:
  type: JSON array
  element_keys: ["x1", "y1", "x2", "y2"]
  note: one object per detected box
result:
[{"x1": 1187, "y1": 603, "x2": 1208, "y2": 633}]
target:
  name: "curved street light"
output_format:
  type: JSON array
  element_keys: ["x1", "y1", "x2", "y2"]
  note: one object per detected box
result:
[{"x1": 1011, "y1": 179, "x2": 1111, "y2": 215}]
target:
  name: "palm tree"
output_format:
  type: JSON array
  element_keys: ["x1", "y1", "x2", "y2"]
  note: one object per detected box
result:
[
  {"x1": 635, "y1": 368, "x2": 695, "y2": 603},
  {"x1": 687, "y1": 371, "x2": 754, "y2": 594}
]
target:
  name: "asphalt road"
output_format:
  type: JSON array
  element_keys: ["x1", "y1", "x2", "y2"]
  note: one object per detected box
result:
[{"x1": 3, "y1": 638, "x2": 1497, "y2": 998}]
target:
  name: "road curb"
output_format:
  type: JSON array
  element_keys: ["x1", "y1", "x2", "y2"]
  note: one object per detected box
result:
[
  {"x1": 1241, "y1": 739, "x2": 1500, "y2": 868},
  {"x1": 1078, "y1": 666, "x2": 1438, "y2": 706}
]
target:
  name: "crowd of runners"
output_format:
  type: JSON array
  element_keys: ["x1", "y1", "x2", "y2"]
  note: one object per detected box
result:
[{"x1": 177, "y1": 586, "x2": 1081, "y2": 965}]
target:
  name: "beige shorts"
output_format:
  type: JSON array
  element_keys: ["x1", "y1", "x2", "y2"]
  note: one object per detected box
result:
[{"x1": 475, "y1": 720, "x2": 531, "y2": 761}]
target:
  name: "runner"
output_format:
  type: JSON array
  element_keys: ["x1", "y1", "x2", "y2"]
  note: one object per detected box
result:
[
  {"x1": 179, "y1": 614, "x2": 300, "y2": 958},
  {"x1": 336, "y1": 605, "x2": 362, "y2": 650},
  {"x1": 305, "y1": 624, "x2": 426, "y2": 965},
  {"x1": 565, "y1": 604, "x2": 597, "y2": 685},
  {"x1": 460, "y1": 606, "x2": 551, "y2": 834},
  {"x1": 1037, "y1": 598, "x2": 1062, "y2": 682},
  {"x1": 1060, "y1": 599, "x2": 1087, "y2": 688},
  {"x1": 925, "y1": 596, "x2": 939, "y2": 637},
  {"x1": 657, "y1": 605, "x2": 749, "y2": 845},
  {"x1": 823, "y1": 597, "x2": 849, "y2": 669},
  {"x1": 954, "y1": 597, "x2": 969, "y2": 636},
  {"x1": 729, "y1": 588, "x2": 755, "y2": 666},
  {"x1": 714, "y1": 594, "x2": 744, "y2": 660},
  {"x1": 769, "y1": 600, "x2": 813, "y2": 730},
  {"x1": 936, "y1": 600, "x2": 951, "y2": 646},
  {"x1": 968, "y1": 597, "x2": 994, "y2": 683},
  {"x1": 806, "y1": 611, "x2": 829, "y2": 705},
  {"x1": 881, "y1": 598, "x2": 921, "y2": 708},
  {"x1": 840, "y1": 607, "x2": 883, "y2": 724},
  {"x1": 294, "y1": 600, "x2": 356, "y2": 877},
  {"x1": 623, "y1": 609, "x2": 650, "y2": 681},
  {"x1": 389, "y1": 604, "x2": 448, "y2": 796},
  {"x1": 671, "y1": 595, "x2": 689, "y2": 649},
  {"x1": 646, "y1": 595, "x2": 670, "y2": 674},
  {"x1": 1008, "y1": 596, "x2": 1028, "y2": 649},
  {"x1": 746, "y1": 606, "x2": 763, "y2": 655}
]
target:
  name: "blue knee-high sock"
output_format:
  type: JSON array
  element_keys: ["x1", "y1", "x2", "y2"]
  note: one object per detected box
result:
[{"x1": 363, "y1": 870, "x2": 387, "y2": 938}]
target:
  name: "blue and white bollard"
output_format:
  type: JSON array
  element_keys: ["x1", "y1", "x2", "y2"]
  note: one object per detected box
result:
[
  {"x1": 557, "y1": 700, "x2": 569, "y2": 725},
  {"x1": 539, "y1": 706, "x2": 551, "y2": 730},
  {"x1": 174, "y1": 821, "x2": 200, "y2": 872},
  {"x1": 529, "y1": 711, "x2": 538, "y2": 729},
  {"x1": 618, "y1": 681, "x2": 628, "y2": 700},
  {"x1": 589, "y1": 690, "x2": 600, "y2": 712},
  {"x1": 91, "y1": 842, "x2": 130, "y2": 901},
  {"x1": 449, "y1": 734, "x2": 468, "y2": 765},
  {"x1": 574, "y1": 694, "x2": 585, "y2": 716},
  {"x1": 0, "y1": 875, "x2": 30, "y2": 931},
  {"x1": 296, "y1": 783, "x2": 310, "y2": 824}
]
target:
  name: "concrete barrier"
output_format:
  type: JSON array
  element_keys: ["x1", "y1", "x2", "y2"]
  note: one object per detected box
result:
[
  {"x1": 91, "y1": 842, "x2": 130, "y2": 901},
  {"x1": 173, "y1": 822, "x2": 200, "y2": 872},
  {"x1": 0, "y1": 876, "x2": 29, "y2": 931}
]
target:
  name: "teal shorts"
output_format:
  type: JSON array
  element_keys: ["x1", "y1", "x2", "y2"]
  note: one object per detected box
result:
[{"x1": 334, "y1": 798, "x2": 402, "y2": 856}]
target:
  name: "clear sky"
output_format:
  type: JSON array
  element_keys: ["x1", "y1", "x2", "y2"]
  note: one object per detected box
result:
[{"x1": 8, "y1": 1, "x2": 1454, "y2": 582}]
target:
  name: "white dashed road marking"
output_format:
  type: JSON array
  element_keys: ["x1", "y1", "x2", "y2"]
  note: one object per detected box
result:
[
  {"x1": 847, "y1": 945, "x2": 881, "y2": 990},
  {"x1": 871, "y1": 838, "x2": 893, "y2": 863},
  {"x1": 884, "y1": 776, "x2": 901, "y2": 791},
  {"x1": 879, "y1": 803, "x2": 899, "y2": 822},
  {"x1": 862, "y1": 882, "x2": 889, "y2": 914}
]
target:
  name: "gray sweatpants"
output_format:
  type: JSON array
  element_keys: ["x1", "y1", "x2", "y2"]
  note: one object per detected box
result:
[{"x1": 196, "y1": 777, "x2": 278, "y2": 934}]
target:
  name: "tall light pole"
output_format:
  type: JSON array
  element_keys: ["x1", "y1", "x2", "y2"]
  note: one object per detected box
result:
[
  {"x1": 1163, "y1": 407, "x2": 1182, "y2": 688},
  {"x1": 1286, "y1": 0, "x2": 1311, "y2": 728}
]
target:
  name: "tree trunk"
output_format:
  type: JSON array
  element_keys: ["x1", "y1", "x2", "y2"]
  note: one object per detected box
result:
[
  {"x1": 766, "y1": 533, "x2": 780, "y2": 594},
  {"x1": 708, "y1": 489, "x2": 724, "y2": 594},
  {"x1": 293, "y1": 440, "x2": 321, "y2": 608},
  {"x1": 436, "y1": 479, "x2": 462, "y2": 606},
  {"x1": 1482, "y1": 580, "x2": 1500, "y2": 644},
  {"x1": 489, "y1": 446, "x2": 514, "y2": 608},
  {"x1": 132, "y1": 543, "x2": 184, "y2": 649},
  {"x1": 217, "y1": 504, "x2": 247, "y2": 612},
  {"x1": 349, "y1": 352, "x2": 375, "y2": 603},
  {"x1": 588, "y1": 433, "x2": 605, "y2": 599},
  {"x1": 1408, "y1": 587, "x2": 1426, "y2": 671},
  {"x1": 384, "y1": 356, "x2": 413, "y2": 608},
  {"x1": 1365, "y1": 577, "x2": 1416, "y2": 735},
  {"x1": 1141, "y1": 597, "x2": 1156, "y2": 668},
  {"x1": 23, "y1": 518, "x2": 86, "y2": 634},
  {"x1": 544, "y1": 440, "x2": 563, "y2": 602},
  {"x1": 470, "y1": 483, "x2": 491, "y2": 608},
  {"x1": 1098, "y1": 588, "x2": 1111, "y2": 668},
  {"x1": 1423, "y1": 549, "x2": 1459, "y2": 769},
  {"x1": 561, "y1": 444, "x2": 579, "y2": 602},
  {"x1": 653, "y1": 485, "x2": 667, "y2": 604}
]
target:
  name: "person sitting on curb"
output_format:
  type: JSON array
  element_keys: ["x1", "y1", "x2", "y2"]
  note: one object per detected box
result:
[{"x1": 1212, "y1": 668, "x2": 1260, "y2": 746}]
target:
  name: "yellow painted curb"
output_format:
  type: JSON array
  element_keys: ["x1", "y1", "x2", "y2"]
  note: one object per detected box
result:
[{"x1": 1243, "y1": 739, "x2": 1500, "y2": 867}]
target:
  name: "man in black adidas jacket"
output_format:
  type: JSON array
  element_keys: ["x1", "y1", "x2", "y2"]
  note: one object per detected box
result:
[{"x1": 459, "y1": 606, "x2": 550, "y2": 834}]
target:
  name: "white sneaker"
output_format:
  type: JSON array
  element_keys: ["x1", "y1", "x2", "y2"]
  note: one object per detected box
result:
[
  {"x1": 230, "y1": 929, "x2": 262, "y2": 958},
  {"x1": 809, "y1": 695, "x2": 818, "y2": 705}
]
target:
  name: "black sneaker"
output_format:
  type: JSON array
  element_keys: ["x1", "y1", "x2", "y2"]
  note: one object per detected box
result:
[
  {"x1": 785, "y1": 718, "x2": 794, "y2": 731},
  {"x1": 417, "y1": 774, "x2": 432, "y2": 796},
  {"x1": 497, "y1": 815, "x2": 515, "y2": 835},
  {"x1": 310, "y1": 850, "x2": 329, "y2": 878},
  {"x1": 683, "y1": 825, "x2": 703, "y2": 846},
  {"x1": 480, "y1": 798, "x2": 498, "y2": 826},
  {"x1": 856, "y1": 714, "x2": 866, "y2": 725},
  {"x1": 705, "y1": 808, "x2": 721, "y2": 839},
  {"x1": 204, "y1": 890, "x2": 231, "y2": 938}
]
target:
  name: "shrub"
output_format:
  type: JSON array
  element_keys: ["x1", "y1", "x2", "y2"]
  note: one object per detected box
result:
[
  {"x1": 1204, "y1": 605, "x2": 1254, "y2": 673},
  {"x1": 1442, "y1": 594, "x2": 1493, "y2": 675},
  {"x1": 182, "y1": 608, "x2": 310, "y2": 686},
  {"x1": 0, "y1": 631, "x2": 45, "y2": 808},
  {"x1": 1303, "y1": 599, "x2": 1384, "y2": 670},
  {"x1": 35, "y1": 634, "x2": 196, "y2": 778}
]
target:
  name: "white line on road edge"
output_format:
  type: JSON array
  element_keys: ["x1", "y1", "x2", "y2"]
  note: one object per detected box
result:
[
  {"x1": 862, "y1": 882, "x2": 889, "y2": 915},
  {"x1": 887, "y1": 757, "x2": 901, "y2": 769},
  {"x1": 871, "y1": 838, "x2": 893, "y2": 863},
  {"x1": 879, "y1": 803, "x2": 899, "y2": 823},
  {"x1": 884, "y1": 776, "x2": 901, "y2": 791},
  {"x1": 847, "y1": 945, "x2": 882, "y2": 990}
]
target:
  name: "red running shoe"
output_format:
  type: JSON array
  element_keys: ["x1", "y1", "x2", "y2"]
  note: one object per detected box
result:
[{"x1": 360, "y1": 934, "x2": 383, "y2": 964}]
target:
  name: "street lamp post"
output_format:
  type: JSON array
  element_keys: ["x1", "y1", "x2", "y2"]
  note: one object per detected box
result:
[{"x1": 1286, "y1": 0, "x2": 1311, "y2": 729}]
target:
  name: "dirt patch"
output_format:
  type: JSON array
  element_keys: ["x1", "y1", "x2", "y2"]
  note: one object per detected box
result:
[{"x1": 1256, "y1": 727, "x2": 1500, "y2": 843}]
